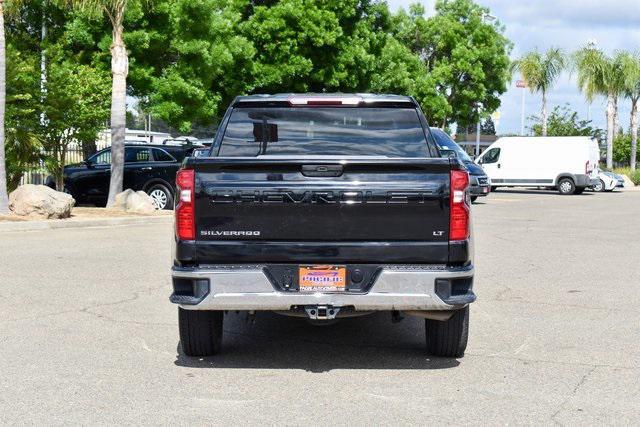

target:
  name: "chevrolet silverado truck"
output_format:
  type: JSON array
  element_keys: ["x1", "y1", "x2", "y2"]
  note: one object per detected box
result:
[{"x1": 170, "y1": 94, "x2": 476, "y2": 358}]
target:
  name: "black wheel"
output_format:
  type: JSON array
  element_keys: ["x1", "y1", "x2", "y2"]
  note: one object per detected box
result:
[
  {"x1": 178, "y1": 308, "x2": 223, "y2": 357},
  {"x1": 147, "y1": 183, "x2": 174, "y2": 210},
  {"x1": 557, "y1": 178, "x2": 575, "y2": 195},
  {"x1": 470, "y1": 196, "x2": 478, "y2": 203},
  {"x1": 593, "y1": 179, "x2": 605, "y2": 192},
  {"x1": 425, "y1": 306, "x2": 469, "y2": 358},
  {"x1": 490, "y1": 186, "x2": 498, "y2": 192},
  {"x1": 574, "y1": 187, "x2": 585, "y2": 195}
]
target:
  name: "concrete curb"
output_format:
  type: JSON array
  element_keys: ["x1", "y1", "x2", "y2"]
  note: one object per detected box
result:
[{"x1": 0, "y1": 214, "x2": 173, "y2": 233}]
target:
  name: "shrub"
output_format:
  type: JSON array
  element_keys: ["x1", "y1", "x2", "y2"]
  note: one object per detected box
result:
[
  {"x1": 613, "y1": 167, "x2": 640, "y2": 185},
  {"x1": 612, "y1": 134, "x2": 637, "y2": 165}
]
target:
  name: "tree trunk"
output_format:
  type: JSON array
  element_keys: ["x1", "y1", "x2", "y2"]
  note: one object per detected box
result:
[
  {"x1": 106, "y1": 23, "x2": 128, "y2": 207},
  {"x1": 606, "y1": 93, "x2": 615, "y2": 169},
  {"x1": 613, "y1": 96, "x2": 620, "y2": 136},
  {"x1": 82, "y1": 140, "x2": 97, "y2": 159},
  {"x1": 541, "y1": 91, "x2": 548, "y2": 137},
  {"x1": 631, "y1": 97, "x2": 638, "y2": 171},
  {"x1": 0, "y1": 3, "x2": 10, "y2": 214},
  {"x1": 56, "y1": 144, "x2": 67, "y2": 191}
]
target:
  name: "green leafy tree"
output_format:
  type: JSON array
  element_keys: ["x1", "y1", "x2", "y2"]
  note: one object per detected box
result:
[
  {"x1": 612, "y1": 133, "x2": 640, "y2": 165},
  {"x1": 511, "y1": 48, "x2": 566, "y2": 137},
  {"x1": 242, "y1": 0, "x2": 389, "y2": 92},
  {"x1": 4, "y1": 1, "x2": 110, "y2": 191},
  {"x1": 529, "y1": 105, "x2": 603, "y2": 139},
  {"x1": 480, "y1": 116, "x2": 496, "y2": 135},
  {"x1": 574, "y1": 45, "x2": 626, "y2": 169},
  {"x1": 138, "y1": 0, "x2": 393, "y2": 132},
  {"x1": 145, "y1": 0, "x2": 254, "y2": 132},
  {"x1": 369, "y1": 35, "x2": 446, "y2": 116},
  {"x1": 42, "y1": 53, "x2": 110, "y2": 190},
  {"x1": 393, "y1": 1, "x2": 511, "y2": 128}
]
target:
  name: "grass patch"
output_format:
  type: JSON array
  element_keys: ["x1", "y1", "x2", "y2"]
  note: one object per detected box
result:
[{"x1": 612, "y1": 167, "x2": 640, "y2": 185}]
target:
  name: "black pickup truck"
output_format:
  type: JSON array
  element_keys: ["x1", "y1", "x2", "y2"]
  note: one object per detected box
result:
[{"x1": 170, "y1": 94, "x2": 475, "y2": 358}]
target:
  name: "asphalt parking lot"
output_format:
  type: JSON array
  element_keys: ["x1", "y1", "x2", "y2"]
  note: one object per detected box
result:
[{"x1": 1, "y1": 189, "x2": 639, "y2": 424}]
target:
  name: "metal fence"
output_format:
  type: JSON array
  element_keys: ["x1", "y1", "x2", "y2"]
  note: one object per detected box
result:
[{"x1": 20, "y1": 144, "x2": 109, "y2": 186}]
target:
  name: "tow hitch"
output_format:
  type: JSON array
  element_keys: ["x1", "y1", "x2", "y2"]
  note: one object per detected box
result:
[{"x1": 305, "y1": 305, "x2": 340, "y2": 320}]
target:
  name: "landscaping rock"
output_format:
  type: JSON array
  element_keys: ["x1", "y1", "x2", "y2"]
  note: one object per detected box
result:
[
  {"x1": 113, "y1": 189, "x2": 157, "y2": 214},
  {"x1": 9, "y1": 184, "x2": 75, "y2": 219}
]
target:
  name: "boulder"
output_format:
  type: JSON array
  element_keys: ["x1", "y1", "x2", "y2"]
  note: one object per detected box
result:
[
  {"x1": 113, "y1": 189, "x2": 157, "y2": 214},
  {"x1": 9, "y1": 184, "x2": 75, "y2": 219}
]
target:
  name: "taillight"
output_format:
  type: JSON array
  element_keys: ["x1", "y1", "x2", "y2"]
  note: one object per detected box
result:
[
  {"x1": 450, "y1": 170, "x2": 470, "y2": 241},
  {"x1": 175, "y1": 169, "x2": 195, "y2": 240}
]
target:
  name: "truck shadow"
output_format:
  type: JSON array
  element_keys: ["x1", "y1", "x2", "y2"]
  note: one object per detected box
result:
[{"x1": 174, "y1": 311, "x2": 460, "y2": 372}]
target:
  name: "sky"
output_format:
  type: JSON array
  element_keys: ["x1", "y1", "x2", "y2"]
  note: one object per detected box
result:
[{"x1": 387, "y1": 0, "x2": 640, "y2": 134}]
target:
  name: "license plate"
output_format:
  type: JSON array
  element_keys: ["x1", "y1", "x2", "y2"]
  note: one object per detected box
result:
[{"x1": 299, "y1": 265, "x2": 346, "y2": 292}]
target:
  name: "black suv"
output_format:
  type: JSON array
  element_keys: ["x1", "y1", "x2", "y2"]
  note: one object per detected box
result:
[
  {"x1": 430, "y1": 128, "x2": 491, "y2": 202},
  {"x1": 49, "y1": 143, "x2": 200, "y2": 209}
]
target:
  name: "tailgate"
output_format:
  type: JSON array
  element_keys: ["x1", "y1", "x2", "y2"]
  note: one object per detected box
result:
[{"x1": 189, "y1": 158, "x2": 454, "y2": 264}]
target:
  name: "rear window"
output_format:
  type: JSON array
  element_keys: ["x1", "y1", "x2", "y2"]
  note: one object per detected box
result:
[
  {"x1": 431, "y1": 128, "x2": 472, "y2": 162},
  {"x1": 163, "y1": 148, "x2": 189, "y2": 162},
  {"x1": 152, "y1": 148, "x2": 177, "y2": 162},
  {"x1": 218, "y1": 107, "x2": 430, "y2": 157}
]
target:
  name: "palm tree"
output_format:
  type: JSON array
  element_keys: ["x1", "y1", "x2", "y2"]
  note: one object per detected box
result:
[
  {"x1": 64, "y1": 0, "x2": 129, "y2": 206},
  {"x1": 574, "y1": 46, "x2": 625, "y2": 169},
  {"x1": 621, "y1": 52, "x2": 640, "y2": 171},
  {"x1": 511, "y1": 48, "x2": 566, "y2": 137}
]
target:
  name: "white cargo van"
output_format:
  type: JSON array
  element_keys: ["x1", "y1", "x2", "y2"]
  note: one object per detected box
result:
[{"x1": 475, "y1": 137, "x2": 600, "y2": 195}]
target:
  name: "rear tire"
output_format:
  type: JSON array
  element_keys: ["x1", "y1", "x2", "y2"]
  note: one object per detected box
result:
[
  {"x1": 179, "y1": 308, "x2": 223, "y2": 357},
  {"x1": 425, "y1": 306, "x2": 469, "y2": 358},
  {"x1": 574, "y1": 187, "x2": 585, "y2": 195},
  {"x1": 557, "y1": 178, "x2": 575, "y2": 195},
  {"x1": 593, "y1": 179, "x2": 605, "y2": 192},
  {"x1": 490, "y1": 186, "x2": 498, "y2": 192},
  {"x1": 147, "y1": 184, "x2": 174, "y2": 210},
  {"x1": 470, "y1": 196, "x2": 478, "y2": 203}
]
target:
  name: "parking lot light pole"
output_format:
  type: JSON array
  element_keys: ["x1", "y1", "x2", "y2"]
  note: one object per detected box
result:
[{"x1": 475, "y1": 103, "x2": 483, "y2": 157}]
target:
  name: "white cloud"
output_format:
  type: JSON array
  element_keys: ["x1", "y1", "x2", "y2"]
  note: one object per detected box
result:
[{"x1": 386, "y1": 0, "x2": 640, "y2": 133}]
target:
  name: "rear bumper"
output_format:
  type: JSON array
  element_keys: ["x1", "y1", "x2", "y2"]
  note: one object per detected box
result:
[
  {"x1": 171, "y1": 264, "x2": 475, "y2": 312},
  {"x1": 573, "y1": 174, "x2": 591, "y2": 188}
]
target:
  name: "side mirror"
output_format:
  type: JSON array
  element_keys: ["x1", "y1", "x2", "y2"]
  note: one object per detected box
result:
[{"x1": 84, "y1": 160, "x2": 94, "y2": 168}]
